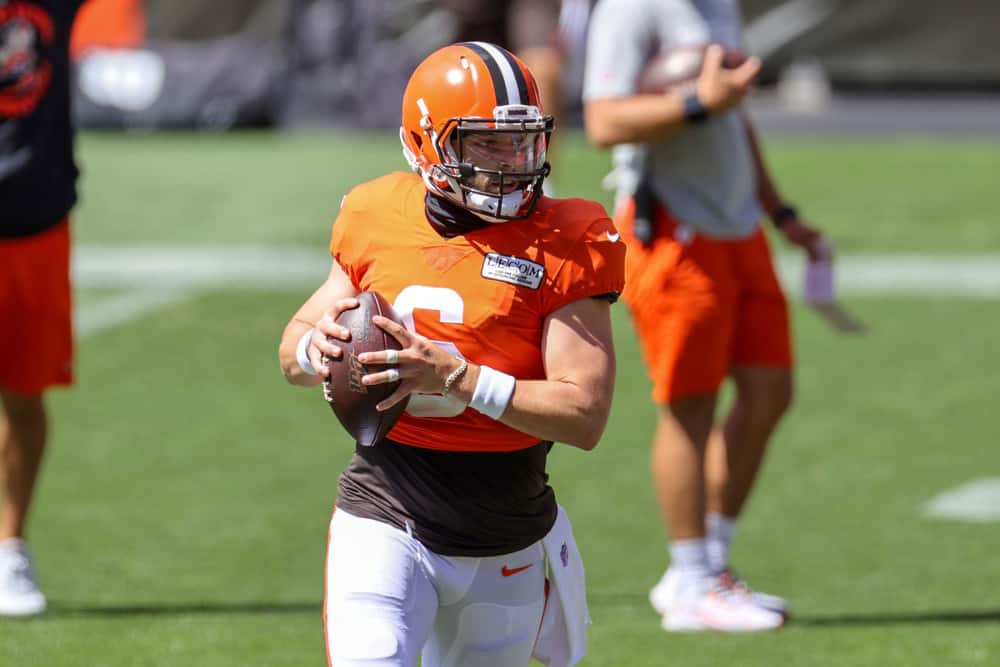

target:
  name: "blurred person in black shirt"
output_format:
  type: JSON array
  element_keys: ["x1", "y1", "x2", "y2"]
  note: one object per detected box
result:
[{"x1": 0, "y1": 0, "x2": 85, "y2": 617}]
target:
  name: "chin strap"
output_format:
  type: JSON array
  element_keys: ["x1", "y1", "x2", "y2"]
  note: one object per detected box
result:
[
  {"x1": 424, "y1": 192, "x2": 493, "y2": 238},
  {"x1": 466, "y1": 188, "x2": 531, "y2": 218}
]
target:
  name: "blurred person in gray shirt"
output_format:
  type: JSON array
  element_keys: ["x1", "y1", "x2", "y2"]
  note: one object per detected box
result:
[{"x1": 583, "y1": 0, "x2": 824, "y2": 633}]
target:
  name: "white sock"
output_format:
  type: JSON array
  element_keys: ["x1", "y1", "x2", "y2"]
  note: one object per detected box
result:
[
  {"x1": 668, "y1": 538, "x2": 711, "y2": 580},
  {"x1": 0, "y1": 538, "x2": 26, "y2": 553},
  {"x1": 706, "y1": 512, "x2": 737, "y2": 573}
]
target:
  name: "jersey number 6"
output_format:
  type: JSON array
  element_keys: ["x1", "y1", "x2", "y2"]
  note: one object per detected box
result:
[{"x1": 393, "y1": 285, "x2": 467, "y2": 418}]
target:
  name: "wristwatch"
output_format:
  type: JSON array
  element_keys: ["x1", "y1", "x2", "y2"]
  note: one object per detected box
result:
[
  {"x1": 770, "y1": 204, "x2": 798, "y2": 228},
  {"x1": 682, "y1": 91, "x2": 709, "y2": 125}
]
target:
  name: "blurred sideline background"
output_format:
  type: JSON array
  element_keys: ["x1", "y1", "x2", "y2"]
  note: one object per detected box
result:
[
  {"x1": 70, "y1": 0, "x2": 1000, "y2": 130},
  {"x1": 5, "y1": 2, "x2": 998, "y2": 666}
]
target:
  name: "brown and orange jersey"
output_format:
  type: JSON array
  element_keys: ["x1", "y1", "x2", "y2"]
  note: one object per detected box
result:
[{"x1": 330, "y1": 171, "x2": 625, "y2": 453}]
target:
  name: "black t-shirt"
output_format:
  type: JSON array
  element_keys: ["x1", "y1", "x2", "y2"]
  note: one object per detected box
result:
[
  {"x1": 0, "y1": 0, "x2": 83, "y2": 238},
  {"x1": 337, "y1": 438, "x2": 558, "y2": 557}
]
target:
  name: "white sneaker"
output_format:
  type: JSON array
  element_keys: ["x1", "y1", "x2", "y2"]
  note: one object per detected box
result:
[
  {"x1": 718, "y1": 569, "x2": 789, "y2": 617},
  {"x1": 0, "y1": 538, "x2": 47, "y2": 617},
  {"x1": 650, "y1": 568, "x2": 784, "y2": 632}
]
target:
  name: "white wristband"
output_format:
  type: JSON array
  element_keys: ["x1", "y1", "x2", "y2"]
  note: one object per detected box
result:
[
  {"x1": 296, "y1": 327, "x2": 318, "y2": 376},
  {"x1": 469, "y1": 365, "x2": 515, "y2": 420}
]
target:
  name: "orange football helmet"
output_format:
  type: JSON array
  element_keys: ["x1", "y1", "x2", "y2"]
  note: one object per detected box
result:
[{"x1": 400, "y1": 42, "x2": 553, "y2": 220}]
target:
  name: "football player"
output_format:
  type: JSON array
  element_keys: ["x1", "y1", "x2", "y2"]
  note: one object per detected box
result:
[
  {"x1": 583, "y1": 0, "x2": 826, "y2": 632},
  {"x1": 278, "y1": 42, "x2": 625, "y2": 666},
  {"x1": 1, "y1": 0, "x2": 87, "y2": 617}
]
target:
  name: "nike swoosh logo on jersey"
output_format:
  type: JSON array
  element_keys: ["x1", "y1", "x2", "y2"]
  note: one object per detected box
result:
[
  {"x1": 607, "y1": 231, "x2": 621, "y2": 243},
  {"x1": 501, "y1": 564, "x2": 533, "y2": 577}
]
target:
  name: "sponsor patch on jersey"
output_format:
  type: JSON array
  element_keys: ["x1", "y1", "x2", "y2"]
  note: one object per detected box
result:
[{"x1": 481, "y1": 253, "x2": 545, "y2": 289}]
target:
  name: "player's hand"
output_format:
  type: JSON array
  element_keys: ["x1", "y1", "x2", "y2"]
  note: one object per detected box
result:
[
  {"x1": 696, "y1": 44, "x2": 761, "y2": 114},
  {"x1": 358, "y1": 315, "x2": 463, "y2": 411},
  {"x1": 779, "y1": 218, "x2": 826, "y2": 261},
  {"x1": 310, "y1": 297, "x2": 359, "y2": 377}
]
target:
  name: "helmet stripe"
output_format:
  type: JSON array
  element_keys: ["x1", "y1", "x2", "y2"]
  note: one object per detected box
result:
[
  {"x1": 482, "y1": 42, "x2": 530, "y2": 106},
  {"x1": 461, "y1": 42, "x2": 508, "y2": 105},
  {"x1": 462, "y1": 41, "x2": 528, "y2": 107}
]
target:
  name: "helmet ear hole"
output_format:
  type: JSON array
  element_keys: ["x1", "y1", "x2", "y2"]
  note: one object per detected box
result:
[{"x1": 410, "y1": 131, "x2": 423, "y2": 149}]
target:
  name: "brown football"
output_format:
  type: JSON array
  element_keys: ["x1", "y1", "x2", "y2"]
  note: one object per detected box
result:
[
  {"x1": 637, "y1": 45, "x2": 748, "y2": 94},
  {"x1": 322, "y1": 291, "x2": 409, "y2": 447}
]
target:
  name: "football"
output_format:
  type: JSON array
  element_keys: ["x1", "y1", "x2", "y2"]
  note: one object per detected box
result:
[
  {"x1": 637, "y1": 45, "x2": 748, "y2": 94},
  {"x1": 322, "y1": 290, "x2": 409, "y2": 447}
]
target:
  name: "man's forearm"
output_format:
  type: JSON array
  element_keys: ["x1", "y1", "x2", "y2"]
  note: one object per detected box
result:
[
  {"x1": 448, "y1": 364, "x2": 612, "y2": 451},
  {"x1": 279, "y1": 319, "x2": 324, "y2": 387},
  {"x1": 585, "y1": 94, "x2": 690, "y2": 147}
]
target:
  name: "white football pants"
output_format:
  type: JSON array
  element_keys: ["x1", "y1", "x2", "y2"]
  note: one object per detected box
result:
[{"x1": 324, "y1": 508, "x2": 547, "y2": 667}]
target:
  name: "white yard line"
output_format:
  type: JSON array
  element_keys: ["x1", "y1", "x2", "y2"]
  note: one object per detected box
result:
[
  {"x1": 74, "y1": 245, "x2": 329, "y2": 290},
  {"x1": 77, "y1": 287, "x2": 193, "y2": 337},
  {"x1": 72, "y1": 245, "x2": 1000, "y2": 338},
  {"x1": 775, "y1": 254, "x2": 1000, "y2": 298},
  {"x1": 74, "y1": 244, "x2": 1000, "y2": 295},
  {"x1": 73, "y1": 246, "x2": 329, "y2": 338},
  {"x1": 924, "y1": 479, "x2": 1000, "y2": 523}
]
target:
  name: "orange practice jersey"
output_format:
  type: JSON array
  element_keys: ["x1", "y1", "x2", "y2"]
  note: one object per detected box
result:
[{"x1": 330, "y1": 172, "x2": 626, "y2": 453}]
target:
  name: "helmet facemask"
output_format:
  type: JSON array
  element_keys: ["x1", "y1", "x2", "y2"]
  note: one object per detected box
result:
[{"x1": 429, "y1": 105, "x2": 553, "y2": 221}]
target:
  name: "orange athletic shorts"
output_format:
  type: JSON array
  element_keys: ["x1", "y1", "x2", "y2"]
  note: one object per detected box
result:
[
  {"x1": 616, "y1": 200, "x2": 792, "y2": 404},
  {"x1": 0, "y1": 219, "x2": 74, "y2": 395}
]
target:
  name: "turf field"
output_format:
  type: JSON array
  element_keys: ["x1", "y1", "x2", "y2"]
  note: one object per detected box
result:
[{"x1": 3, "y1": 131, "x2": 999, "y2": 666}]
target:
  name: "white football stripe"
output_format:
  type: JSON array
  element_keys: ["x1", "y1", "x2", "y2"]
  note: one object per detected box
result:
[
  {"x1": 774, "y1": 254, "x2": 1000, "y2": 298},
  {"x1": 73, "y1": 245, "x2": 1000, "y2": 297},
  {"x1": 77, "y1": 287, "x2": 192, "y2": 337},
  {"x1": 923, "y1": 479, "x2": 1000, "y2": 523},
  {"x1": 74, "y1": 245, "x2": 329, "y2": 290},
  {"x1": 70, "y1": 245, "x2": 1000, "y2": 338},
  {"x1": 475, "y1": 41, "x2": 522, "y2": 105}
]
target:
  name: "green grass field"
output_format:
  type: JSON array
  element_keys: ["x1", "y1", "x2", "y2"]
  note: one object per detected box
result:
[{"x1": 3, "y1": 131, "x2": 1000, "y2": 666}]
